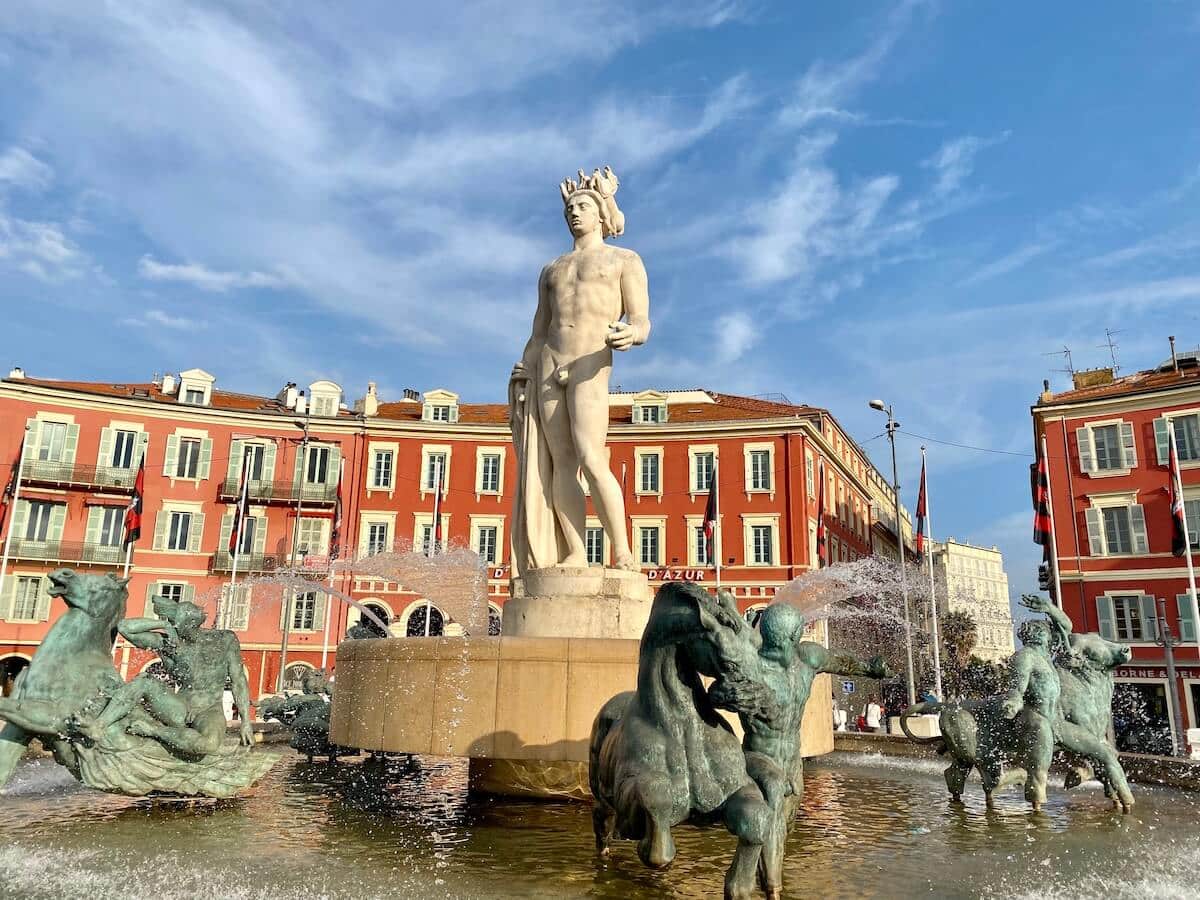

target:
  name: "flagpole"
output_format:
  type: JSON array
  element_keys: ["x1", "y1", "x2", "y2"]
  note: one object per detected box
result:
[
  {"x1": 425, "y1": 456, "x2": 442, "y2": 637},
  {"x1": 223, "y1": 451, "x2": 251, "y2": 631},
  {"x1": 1169, "y1": 427, "x2": 1200, "y2": 653},
  {"x1": 921, "y1": 447, "x2": 943, "y2": 701},
  {"x1": 713, "y1": 458, "x2": 722, "y2": 592},
  {"x1": 320, "y1": 457, "x2": 344, "y2": 670},
  {"x1": 0, "y1": 423, "x2": 31, "y2": 602},
  {"x1": 1040, "y1": 434, "x2": 1065, "y2": 609}
]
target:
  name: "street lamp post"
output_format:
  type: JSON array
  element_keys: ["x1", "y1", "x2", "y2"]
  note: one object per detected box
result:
[
  {"x1": 869, "y1": 399, "x2": 916, "y2": 707},
  {"x1": 277, "y1": 409, "x2": 311, "y2": 693},
  {"x1": 1155, "y1": 596, "x2": 1187, "y2": 757}
]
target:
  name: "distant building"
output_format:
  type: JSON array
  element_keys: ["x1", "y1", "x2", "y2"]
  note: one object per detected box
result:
[{"x1": 930, "y1": 539, "x2": 1015, "y2": 662}]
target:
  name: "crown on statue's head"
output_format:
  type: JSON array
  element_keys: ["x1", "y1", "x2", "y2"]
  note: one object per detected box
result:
[{"x1": 560, "y1": 166, "x2": 625, "y2": 237}]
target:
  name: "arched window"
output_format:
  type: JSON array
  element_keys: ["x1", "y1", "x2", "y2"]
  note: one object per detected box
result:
[
  {"x1": 406, "y1": 602, "x2": 444, "y2": 637},
  {"x1": 283, "y1": 662, "x2": 315, "y2": 692},
  {"x1": 0, "y1": 656, "x2": 30, "y2": 698},
  {"x1": 487, "y1": 604, "x2": 502, "y2": 636},
  {"x1": 744, "y1": 604, "x2": 769, "y2": 630},
  {"x1": 361, "y1": 602, "x2": 391, "y2": 638},
  {"x1": 141, "y1": 660, "x2": 172, "y2": 683}
]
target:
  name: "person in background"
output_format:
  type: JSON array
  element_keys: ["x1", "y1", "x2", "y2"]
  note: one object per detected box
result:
[
  {"x1": 832, "y1": 694, "x2": 848, "y2": 732},
  {"x1": 865, "y1": 696, "x2": 884, "y2": 734}
]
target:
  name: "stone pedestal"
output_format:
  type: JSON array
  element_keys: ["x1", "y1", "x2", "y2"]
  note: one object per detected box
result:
[{"x1": 503, "y1": 566, "x2": 652, "y2": 640}]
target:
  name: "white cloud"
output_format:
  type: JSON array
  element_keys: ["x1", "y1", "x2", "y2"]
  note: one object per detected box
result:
[
  {"x1": 958, "y1": 240, "x2": 1057, "y2": 286},
  {"x1": 714, "y1": 311, "x2": 762, "y2": 363},
  {"x1": 0, "y1": 209, "x2": 82, "y2": 281},
  {"x1": 121, "y1": 308, "x2": 207, "y2": 330},
  {"x1": 0, "y1": 147, "x2": 52, "y2": 191},
  {"x1": 922, "y1": 132, "x2": 1009, "y2": 198},
  {"x1": 137, "y1": 256, "x2": 295, "y2": 292}
]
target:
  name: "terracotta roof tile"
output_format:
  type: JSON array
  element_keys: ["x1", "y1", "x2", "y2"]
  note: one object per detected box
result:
[
  {"x1": 12, "y1": 377, "x2": 340, "y2": 416},
  {"x1": 1041, "y1": 366, "x2": 1200, "y2": 404}
]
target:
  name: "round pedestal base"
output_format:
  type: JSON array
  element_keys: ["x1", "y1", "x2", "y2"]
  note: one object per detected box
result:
[{"x1": 503, "y1": 566, "x2": 652, "y2": 640}]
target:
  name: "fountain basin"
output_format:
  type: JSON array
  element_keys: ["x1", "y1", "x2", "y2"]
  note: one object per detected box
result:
[{"x1": 329, "y1": 635, "x2": 834, "y2": 797}]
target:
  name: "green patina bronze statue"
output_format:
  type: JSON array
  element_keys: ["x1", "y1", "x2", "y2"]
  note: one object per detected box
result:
[
  {"x1": 0, "y1": 569, "x2": 275, "y2": 798},
  {"x1": 256, "y1": 670, "x2": 345, "y2": 763}
]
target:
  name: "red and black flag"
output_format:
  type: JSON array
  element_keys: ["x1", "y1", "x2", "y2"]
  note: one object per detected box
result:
[
  {"x1": 330, "y1": 461, "x2": 344, "y2": 560},
  {"x1": 1032, "y1": 449, "x2": 1052, "y2": 546},
  {"x1": 229, "y1": 453, "x2": 250, "y2": 554},
  {"x1": 915, "y1": 457, "x2": 929, "y2": 556},
  {"x1": 0, "y1": 438, "x2": 22, "y2": 535},
  {"x1": 702, "y1": 460, "x2": 718, "y2": 564},
  {"x1": 1169, "y1": 434, "x2": 1188, "y2": 557},
  {"x1": 816, "y1": 459, "x2": 827, "y2": 567},
  {"x1": 123, "y1": 455, "x2": 145, "y2": 548}
]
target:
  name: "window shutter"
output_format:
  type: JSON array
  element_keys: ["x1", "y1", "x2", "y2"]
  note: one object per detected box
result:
[
  {"x1": 218, "y1": 513, "x2": 234, "y2": 554},
  {"x1": 294, "y1": 446, "x2": 305, "y2": 487},
  {"x1": 63, "y1": 423, "x2": 80, "y2": 465},
  {"x1": 164, "y1": 435, "x2": 180, "y2": 478},
  {"x1": 632, "y1": 406, "x2": 642, "y2": 424},
  {"x1": 34, "y1": 575, "x2": 51, "y2": 621},
  {"x1": 1129, "y1": 504, "x2": 1148, "y2": 554},
  {"x1": 188, "y1": 513, "x2": 205, "y2": 553},
  {"x1": 11, "y1": 499, "x2": 30, "y2": 543},
  {"x1": 1139, "y1": 595, "x2": 1158, "y2": 642},
  {"x1": 227, "y1": 439, "x2": 245, "y2": 482},
  {"x1": 153, "y1": 512, "x2": 169, "y2": 551},
  {"x1": 198, "y1": 438, "x2": 213, "y2": 480},
  {"x1": 253, "y1": 517, "x2": 267, "y2": 556},
  {"x1": 143, "y1": 582, "x2": 160, "y2": 617},
  {"x1": 1095, "y1": 596, "x2": 1116, "y2": 640},
  {"x1": 24, "y1": 417, "x2": 40, "y2": 460},
  {"x1": 183, "y1": 584, "x2": 195, "y2": 606},
  {"x1": 97, "y1": 427, "x2": 115, "y2": 468},
  {"x1": 449, "y1": 406, "x2": 459, "y2": 423},
  {"x1": 262, "y1": 441, "x2": 277, "y2": 483},
  {"x1": 1153, "y1": 417, "x2": 1170, "y2": 465},
  {"x1": 84, "y1": 507, "x2": 103, "y2": 545},
  {"x1": 1119, "y1": 422, "x2": 1137, "y2": 468},
  {"x1": 312, "y1": 592, "x2": 327, "y2": 632},
  {"x1": 1177, "y1": 593, "x2": 1198, "y2": 643},
  {"x1": 328, "y1": 447, "x2": 341, "y2": 485},
  {"x1": 233, "y1": 586, "x2": 251, "y2": 631},
  {"x1": 48, "y1": 504, "x2": 67, "y2": 541},
  {"x1": 0, "y1": 576, "x2": 15, "y2": 620},
  {"x1": 659, "y1": 404, "x2": 668, "y2": 423},
  {"x1": 1084, "y1": 508, "x2": 1105, "y2": 556},
  {"x1": 138, "y1": 431, "x2": 150, "y2": 463},
  {"x1": 1075, "y1": 427, "x2": 1094, "y2": 474}
]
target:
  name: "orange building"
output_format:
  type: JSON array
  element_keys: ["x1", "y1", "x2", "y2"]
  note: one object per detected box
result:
[
  {"x1": 0, "y1": 368, "x2": 896, "y2": 701},
  {"x1": 1033, "y1": 346, "x2": 1200, "y2": 752}
]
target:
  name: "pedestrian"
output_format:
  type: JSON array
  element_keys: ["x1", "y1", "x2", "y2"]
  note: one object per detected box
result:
[{"x1": 865, "y1": 696, "x2": 884, "y2": 734}]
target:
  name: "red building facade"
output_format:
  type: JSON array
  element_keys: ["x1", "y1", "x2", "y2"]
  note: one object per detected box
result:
[
  {"x1": 0, "y1": 370, "x2": 889, "y2": 701},
  {"x1": 1033, "y1": 354, "x2": 1200, "y2": 752}
]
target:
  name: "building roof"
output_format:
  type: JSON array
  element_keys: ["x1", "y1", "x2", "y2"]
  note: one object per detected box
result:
[{"x1": 1038, "y1": 361, "x2": 1200, "y2": 406}]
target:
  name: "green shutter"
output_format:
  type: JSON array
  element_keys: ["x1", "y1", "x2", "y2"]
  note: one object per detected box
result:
[
  {"x1": 327, "y1": 446, "x2": 341, "y2": 485},
  {"x1": 1153, "y1": 417, "x2": 1170, "y2": 465},
  {"x1": 448, "y1": 405, "x2": 459, "y2": 424},
  {"x1": 24, "y1": 418, "x2": 40, "y2": 461},
  {"x1": 0, "y1": 575, "x2": 15, "y2": 620},
  {"x1": 143, "y1": 582, "x2": 160, "y2": 617},
  {"x1": 48, "y1": 504, "x2": 67, "y2": 541},
  {"x1": 97, "y1": 427, "x2": 115, "y2": 469},
  {"x1": 1084, "y1": 508, "x2": 1104, "y2": 556},
  {"x1": 164, "y1": 435, "x2": 180, "y2": 478},
  {"x1": 312, "y1": 591, "x2": 327, "y2": 632},
  {"x1": 182, "y1": 584, "x2": 195, "y2": 606},
  {"x1": 138, "y1": 431, "x2": 150, "y2": 463},
  {"x1": 84, "y1": 507, "x2": 103, "y2": 546},
  {"x1": 1177, "y1": 593, "x2": 1198, "y2": 643},
  {"x1": 152, "y1": 512, "x2": 169, "y2": 551},
  {"x1": 262, "y1": 442, "x2": 277, "y2": 483},
  {"x1": 1119, "y1": 422, "x2": 1137, "y2": 468},
  {"x1": 218, "y1": 513, "x2": 234, "y2": 555},
  {"x1": 1075, "y1": 426, "x2": 1094, "y2": 474},
  {"x1": 198, "y1": 437, "x2": 213, "y2": 480},
  {"x1": 294, "y1": 446, "x2": 305, "y2": 488},
  {"x1": 1129, "y1": 505, "x2": 1148, "y2": 555},
  {"x1": 188, "y1": 513, "x2": 205, "y2": 553},
  {"x1": 252, "y1": 517, "x2": 267, "y2": 555},
  {"x1": 1096, "y1": 596, "x2": 1116, "y2": 640},
  {"x1": 1139, "y1": 595, "x2": 1158, "y2": 642},
  {"x1": 11, "y1": 499, "x2": 30, "y2": 542},
  {"x1": 63, "y1": 423, "x2": 80, "y2": 466},
  {"x1": 227, "y1": 439, "x2": 245, "y2": 483},
  {"x1": 34, "y1": 575, "x2": 51, "y2": 621}
]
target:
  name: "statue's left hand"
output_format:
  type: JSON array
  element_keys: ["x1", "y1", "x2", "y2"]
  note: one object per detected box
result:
[
  {"x1": 240, "y1": 720, "x2": 255, "y2": 747},
  {"x1": 606, "y1": 322, "x2": 637, "y2": 351},
  {"x1": 1020, "y1": 594, "x2": 1050, "y2": 613}
]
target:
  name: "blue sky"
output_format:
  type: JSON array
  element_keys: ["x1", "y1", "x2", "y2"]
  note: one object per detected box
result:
[{"x1": 2, "y1": 1, "x2": 1199, "y2": 606}]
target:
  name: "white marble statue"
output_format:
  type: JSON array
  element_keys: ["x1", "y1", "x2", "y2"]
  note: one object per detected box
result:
[{"x1": 509, "y1": 167, "x2": 651, "y2": 576}]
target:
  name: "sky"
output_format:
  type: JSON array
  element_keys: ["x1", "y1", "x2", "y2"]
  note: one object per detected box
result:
[{"x1": 1, "y1": 1, "x2": 1199, "y2": 613}]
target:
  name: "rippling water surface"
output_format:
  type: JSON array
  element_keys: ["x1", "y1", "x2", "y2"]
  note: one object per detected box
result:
[{"x1": 0, "y1": 750, "x2": 1196, "y2": 899}]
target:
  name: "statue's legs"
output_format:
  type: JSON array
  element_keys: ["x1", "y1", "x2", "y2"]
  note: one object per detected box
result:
[
  {"x1": 0, "y1": 721, "x2": 33, "y2": 788},
  {"x1": 0, "y1": 697, "x2": 71, "y2": 735},
  {"x1": 618, "y1": 773, "x2": 677, "y2": 869},
  {"x1": 944, "y1": 758, "x2": 972, "y2": 802},
  {"x1": 721, "y1": 783, "x2": 770, "y2": 900},
  {"x1": 567, "y1": 368, "x2": 636, "y2": 570},
  {"x1": 128, "y1": 704, "x2": 226, "y2": 756},
  {"x1": 592, "y1": 799, "x2": 616, "y2": 857},
  {"x1": 744, "y1": 751, "x2": 791, "y2": 898},
  {"x1": 537, "y1": 377, "x2": 588, "y2": 565},
  {"x1": 1056, "y1": 720, "x2": 1134, "y2": 812}
]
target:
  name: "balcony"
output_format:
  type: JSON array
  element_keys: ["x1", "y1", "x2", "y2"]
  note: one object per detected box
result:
[
  {"x1": 21, "y1": 461, "x2": 137, "y2": 492},
  {"x1": 210, "y1": 551, "x2": 330, "y2": 576},
  {"x1": 8, "y1": 539, "x2": 125, "y2": 566},
  {"x1": 216, "y1": 477, "x2": 338, "y2": 506}
]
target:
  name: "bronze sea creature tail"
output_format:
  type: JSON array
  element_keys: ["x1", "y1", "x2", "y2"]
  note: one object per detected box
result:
[{"x1": 899, "y1": 701, "x2": 946, "y2": 746}]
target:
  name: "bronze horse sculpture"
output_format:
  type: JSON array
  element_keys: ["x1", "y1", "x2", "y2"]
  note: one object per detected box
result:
[{"x1": 589, "y1": 582, "x2": 779, "y2": 900}]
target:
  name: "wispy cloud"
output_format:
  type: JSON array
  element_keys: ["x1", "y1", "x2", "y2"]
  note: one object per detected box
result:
[
  {"x1": 137, "y1": 256, "x2": 295, "y2": 292},
  {"x1": 922, "y1": 132, "x2": 1009, "y2": 199},
  {"x1": 714, "y1": 310, "x2": 762, "y2": 363},
  {"x1": 121, "y1": 308, "x2": 207, "y2": 330},
  {"x1": 0, "y1": 210, "x2": 82, "y2": 281},
  {"x1": 0, "y1": 147, "x2": 52, "y2": 191},
  {"x1": 1083, "y1": 229, "x2": 1200, "y2": 269},
  {"x1": 959, "y1": 240, "x2": 1057, "y2": 286}
]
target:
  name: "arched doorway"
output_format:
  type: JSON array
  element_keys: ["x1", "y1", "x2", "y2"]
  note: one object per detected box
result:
[
  {"x1": 405, "y1": 601, "x2": 444, "y2": 637},
  {"x1": 744, "y1": 604, "x2": 769, "y2": 630},
  {"x1": 361, "y1": 602, "x2": 391, "y2": 638},
  {"x1": 283, "y1": 662, "x2": 316, "y2": 693},
  {"x1": 0, "y1": 656, "x2": 30, "y2": 698},
  {"x1": 487, "y1": 603, "x2": 502, "y2": 636}
]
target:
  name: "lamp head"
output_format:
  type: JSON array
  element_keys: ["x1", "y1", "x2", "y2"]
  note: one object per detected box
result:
[{"x1": 868, "y1": 399, "x2": 886, "y2": 412}]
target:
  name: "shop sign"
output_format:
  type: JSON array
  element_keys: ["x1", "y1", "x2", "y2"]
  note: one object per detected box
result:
[
  {"x1": 647, "y1": 568, "x2": 707, "y2": 582},
  {"x1": 1115, "y1": 667, "x2": 1200, "y2": 679}
]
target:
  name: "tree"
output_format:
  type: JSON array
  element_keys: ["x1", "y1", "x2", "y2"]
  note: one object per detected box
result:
[{"x1": 939, "y1": 610, "x2": 978, "y2": 700}]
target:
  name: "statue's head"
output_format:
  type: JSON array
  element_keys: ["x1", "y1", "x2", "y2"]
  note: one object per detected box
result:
[
  {"x1": 1017, "y1": 619, "x2": 1052, "y2": 650},
  {"x1": 758, "y1": 603, "x2": 806, "y2": 662},
  {"x1": 1062, "y1": 631, "x2": 1132, "y2": 675},
  {"x1": 152, "y1": 595, "x2": 207, "y2": 636},
  {"x1": 560, "y1": 166, "x2": 624, "y2": 238},
  {"x1": 47, "y1": 568, "x2": 128, "y2": 625}
]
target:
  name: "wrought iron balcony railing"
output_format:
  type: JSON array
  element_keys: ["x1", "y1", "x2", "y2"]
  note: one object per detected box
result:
[
  {"x1": 8, "y1": 539, "x2": 125, "y2": 566},
  {"x1": 216, "y1": 477, "x2": 338, "y2": 505},
  {"x1": 210, "y1": 551, "x2": 331, "y2": 576},
  {"x1": 21, "y1": 461, "x2": 137, "y2": 491}
]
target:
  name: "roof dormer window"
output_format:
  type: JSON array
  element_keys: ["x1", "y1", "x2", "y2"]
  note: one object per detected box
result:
[
  {"x1": 175, "y1": 368, "x2": 215, "y2": 407},
  {"x1": 631, "y1": 390, "x2": 669, "y2": 425},
  {"x1": 421, "y1": 389, "x2": 460, "y2": 424},
  {"x1": 307, "y1": 380, "x2": 343, "y2": 418},
  {"x1": 183, "y1": 388, "x2": 206, "y2": 406}
]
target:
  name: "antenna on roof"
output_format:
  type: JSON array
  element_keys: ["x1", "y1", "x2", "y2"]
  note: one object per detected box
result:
[
  {"x1": 1099, "y1": 328, "x2": 1121, "y2": 373},
  {"x1": 1042, "y1": 345, "x2": 1075, "y2": 377}
]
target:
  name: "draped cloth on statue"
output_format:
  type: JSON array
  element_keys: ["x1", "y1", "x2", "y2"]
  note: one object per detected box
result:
[{"x1": 509, "y1": 361, "x2": 565, "y2": 578}]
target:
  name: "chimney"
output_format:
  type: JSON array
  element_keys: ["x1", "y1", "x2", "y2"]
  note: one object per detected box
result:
[
  {"x1": 151, "y1": 371, "x2": 161, "y2": 388},
  {"x1": 294, "y1": 392, "x2": 307, "y2": 416},
  {"x1": 1071, "y1": 367, "x2": 1114, "y2": 390},
  {"x1": 357, "y1": 381, "x2": 379, "y2": 417},
  {"x1": 1039, "y1": 378, "x2": 1052, "y2": 403},
  {"x1": 402, "y1": 388, "x2": 420, "y2": 402},
  {"x1": 161, "y1": 373, "x2": 177, "y2": 395},
  {"x1": 1170, "y1": 335, "x2": 1179, "y2": 372},
  {"x1": 7, "y1": 366, "x2": 24, "y2": 380}
]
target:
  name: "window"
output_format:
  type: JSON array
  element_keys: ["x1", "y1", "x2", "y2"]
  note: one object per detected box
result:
[
  {"x1": 1092, "y1": 425, "x2": 1123, "y2": 470},
  {"x1": 694, "y1": 452, "x2": 715, "y2": 492},
  {"x1": 1112, "y1": 595, "x2": 1155, "y2": 642},
  {"x1": 97, "y1": 506, "x2": 123, "y2": 547},
  {"x1": 639, "y1": 526, "x2": 661, "y2": 566},
  {"x1": 367, "y1": 523, "x2": 390, "y2": 556},
  {"x1": 1085, "y1": 502, "x2": 1148, "y2": 556},
  {"x1": 1174, "y1": 415, "x2": 1200, "y2": 461},
  {"x1": 1177, "y1": 594, "x2": 1197, "y2": 643},
  {"x1": 429, "y1": 405, "x2": 451, "y2": 422},
  {"x1": 695, "y1": 526, "x2": 713, "y2": 565},
  {"x1": 111, "y1": 430, "x2": 137, "y2": 468},
  {"x1": 167, "y1": 512, "x2": 192, "y2": 551},
  {"x1": 159, "y1": 583, "x2": 185, "y2": 603},
  {"x1": 311, "y1": 396, "x2": 337, "y2": 417},
  {"x1": 176, "y1": 439, "x2": 201, "y2": 478},
  {"x1": 183, "y1": 388, "x2": 206, "y2": 405},
  {"x1": 640, "y1": 454, "x2": 660, "y2": 493},
  {"x1": 235, "y1": 517, "x2": 257, "y2": 555},
  {"x1": 420, "y1": 524, "x2": 436, "y2": 554},
  {"x1": 305, "y1": 446, "x2": 330, "y2": 484},
  {"x1": 749, "y1": 450, "x2": 772, "y2": 491},
  {"x1": 476, "y1": 525, "x2": 498, "y2": 564},
  {"x1": 805, "y1": 452, "x2": 815, "y2": 499},
  {"x1": 425, "y1": 452, "x2": 448, "y2": 490},
  {"x1": 297, "y1": 518, "x2": 327, "y2": 556},
  {"x1": 36, "y1": 422, "x2": 67, "y2": 462},
  {"x1": 586, "y1": 527, "x2": 605, "y2": 565},
  {"x1": 371, "y1": 450, "x2": 394, "y2": 489},
  {"x1": 641, "y1": 404, "x2": 662, "y2": 423},
  {"x1": 223, "y1": 584, "x2": 251, "y2": 631},
  {"x1": 243, "y1": 443, "x2": 265, "y2": 481},
  {"x1": 406, "y1": 602, "x2": 444, "y2": 637},
  {"x1": 1077, "y1": 421, "x2": 1135, "y2": 473},
  {"x1": 292, "y1": 591, "x2": 318, "y2": 631},
  {"x1": 488, "y1": 605, "x2": 502, "y2": 636},
  {"x1": 24, "y1": 501, "x2": 57, "y2": 541},
  {"x1": 479, "y1": 453, "x2": 501, "y2": 493},
  {"x1": 12, "y1": 576, "x2": 41, "y2": 620},
  {"x1": 1187, "y1": 499, "x2": 1200, "y2": 550},
  {"x1": 1103, "y1": 507, "x2": 1133, "y2": 554}
]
